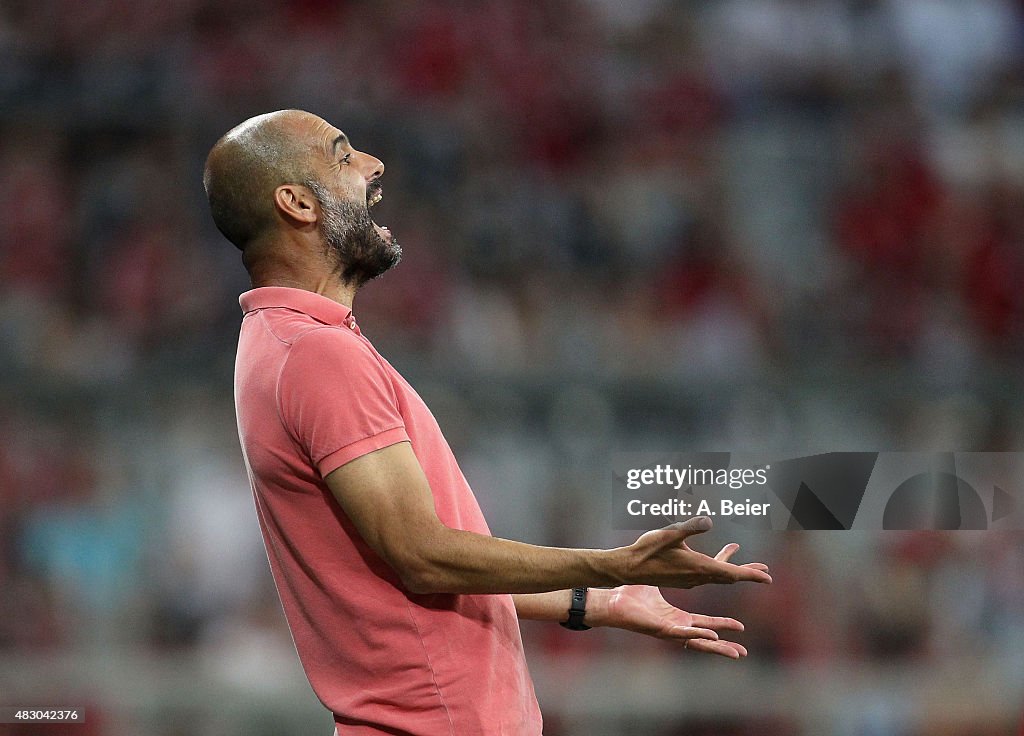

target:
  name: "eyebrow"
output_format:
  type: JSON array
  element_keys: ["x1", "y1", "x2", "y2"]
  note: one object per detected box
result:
[{"x1": 331, "y1": 133, "x2": 349, "y2": 155}]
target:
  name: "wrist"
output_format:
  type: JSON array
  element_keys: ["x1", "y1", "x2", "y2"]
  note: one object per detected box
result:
[
  {"x1": 581, "y1": 587, "x2": 612, "y2": 628},
  {"x1": 591, "y1": 547, "x2": 630, "y2": 587}
]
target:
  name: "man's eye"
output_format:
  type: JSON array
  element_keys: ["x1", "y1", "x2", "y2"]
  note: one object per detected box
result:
[{"x1": 341, "y1": 153, "x2": 352, "y2": 164}]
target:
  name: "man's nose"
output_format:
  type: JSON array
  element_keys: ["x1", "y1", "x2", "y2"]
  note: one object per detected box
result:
[{"x1": 355, "y1": 150, "x2": 384, "y2": 181}]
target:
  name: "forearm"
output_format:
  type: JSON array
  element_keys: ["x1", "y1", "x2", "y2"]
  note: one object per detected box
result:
[
  {"x1": 397, "y1": 518, "x2": 771, "y2": 595},
  {"x1": 397, "y1": 525, "x2": 629, "y2": 595}
]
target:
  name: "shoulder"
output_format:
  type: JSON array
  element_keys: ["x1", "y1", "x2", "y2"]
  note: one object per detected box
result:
[
  {"x1": 280, "y1": 325, "x2": 387, "y2": 387},
  {"x1": 285, "y1": 324, "x2": 372, "y2": 363}
]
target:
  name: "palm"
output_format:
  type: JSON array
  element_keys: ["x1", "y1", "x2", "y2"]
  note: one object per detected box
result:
[{"x1": 605, "y1": 585, "x2": 749, "y2": 659}]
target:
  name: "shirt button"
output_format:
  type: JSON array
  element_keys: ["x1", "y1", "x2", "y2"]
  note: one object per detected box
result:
[{"x1": 348, "y1": 321, "x2": 357, "y2": 330}]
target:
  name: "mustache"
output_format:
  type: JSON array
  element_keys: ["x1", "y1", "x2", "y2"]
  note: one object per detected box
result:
[{"x1": 366, "y1": 180, "x2": 382, "y2": 204}]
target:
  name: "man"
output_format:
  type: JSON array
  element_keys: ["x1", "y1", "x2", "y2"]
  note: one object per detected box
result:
[{"x1": 203, "y1": 110, "x2": 771, "y2": 736}]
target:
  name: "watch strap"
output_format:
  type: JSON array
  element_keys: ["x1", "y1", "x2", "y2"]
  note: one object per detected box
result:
[{"x1": 559, "y1": 587, "x2": 591, "y2": 631}]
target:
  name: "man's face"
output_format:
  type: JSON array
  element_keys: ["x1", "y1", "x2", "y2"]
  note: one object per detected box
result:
[{"x1": 307, "y1": 118, "x2": 401, "y2": 286}]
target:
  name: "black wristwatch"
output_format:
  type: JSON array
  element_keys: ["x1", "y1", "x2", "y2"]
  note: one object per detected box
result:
[{"x1": 559, "y1": 587, "x2": 591, "y2": 631}]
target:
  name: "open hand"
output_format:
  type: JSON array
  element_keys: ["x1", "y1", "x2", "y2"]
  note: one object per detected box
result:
[
  {"x1": 596, "y1": 584, "x2": 750, "y2": 659},
  {"x1": 625, "y1": 517, "x2": 772, "y2": 589}
]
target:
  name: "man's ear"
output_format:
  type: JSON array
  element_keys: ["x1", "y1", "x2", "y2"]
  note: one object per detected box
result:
[{"x1": 273, "y1": 183, "x2": 318, "y2": 225}]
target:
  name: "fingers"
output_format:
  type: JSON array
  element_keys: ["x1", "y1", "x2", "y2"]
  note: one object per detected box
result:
[
  {"x1": 667, "y1": 611, "x2": 749, "y2": 659},
  {"x1": 709, "y1": 559, "x2": 772, "y2": 584},
  {"x1": 715, "y1": 546, "x2": 771, "y2": 574},
  {"x1": 733, "y1": 567, "x2": 772, "y2": 584},
  {"x1": 665, "y1": 516, "x2": 713, "y2": 539},
  {"x1": 726, "y1": 641, "x2": 748, "y2": 658},
  {"x1": 715, "y1": 543, "x2": 740, "y2": 562},
  {"x1": 687, "y1": 614, "x2": 744, "y2": 632},
  {"x1": 634, "y1": 518, "x2": 714, "y2": 553},
  {"x1": 670, "y1": 625, "x2": 719, "y2": 641},
  {"x1": 684, "y1": 638, "x2": 748, "y2": 659}
]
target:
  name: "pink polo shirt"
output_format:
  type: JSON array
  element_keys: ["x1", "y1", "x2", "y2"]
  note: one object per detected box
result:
[{"x1": 234, "y1": 287, "x2": 542, "y2": 735}]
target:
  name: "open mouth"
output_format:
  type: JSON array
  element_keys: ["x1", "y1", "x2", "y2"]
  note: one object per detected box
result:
[{"x1": 366, "y1": 184, "x2": 392, "y2": 242}]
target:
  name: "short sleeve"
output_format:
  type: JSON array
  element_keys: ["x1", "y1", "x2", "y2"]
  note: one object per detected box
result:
[{"x1": 278, "y1": 327, "x2": 410, "y2": 477}]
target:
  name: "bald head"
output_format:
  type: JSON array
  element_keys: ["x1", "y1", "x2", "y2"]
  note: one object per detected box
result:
[{"x1": 203, "y1": 110, "x2": 317, "y2": 251}]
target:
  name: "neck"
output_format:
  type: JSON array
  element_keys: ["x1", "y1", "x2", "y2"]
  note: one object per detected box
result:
[{"x1": 246, "y1": 246, "x2": 357, "y2": 310}]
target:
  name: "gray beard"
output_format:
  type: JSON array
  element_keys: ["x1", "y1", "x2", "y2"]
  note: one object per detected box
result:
[{"x1": 306, "y1": 179, "x2": 402, "y2": 287}]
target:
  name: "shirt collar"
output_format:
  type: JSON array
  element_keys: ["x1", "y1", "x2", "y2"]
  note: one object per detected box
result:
[{"x1": 239, "y1": 286, "x2": 353, "y2": 327}]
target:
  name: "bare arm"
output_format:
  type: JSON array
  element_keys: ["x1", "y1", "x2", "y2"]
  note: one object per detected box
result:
[{"x1": 324, "y1": 441, "x2": 771, "y2": 595}]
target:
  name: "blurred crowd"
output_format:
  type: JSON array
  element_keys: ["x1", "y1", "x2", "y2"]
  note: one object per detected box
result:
[{"x1": 1, "y1": 1, "x2": 1023, "y2": 734}]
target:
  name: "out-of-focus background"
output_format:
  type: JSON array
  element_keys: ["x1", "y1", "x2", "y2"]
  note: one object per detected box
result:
[{"x1": 1, "y1": 1, "x2": 1023, "y2": 734}]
